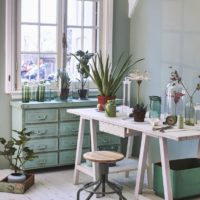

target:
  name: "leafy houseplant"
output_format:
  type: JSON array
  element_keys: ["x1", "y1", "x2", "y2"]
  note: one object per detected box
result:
[
  {"x1": 71, "y1": 50, "x2": 94, "y2": 99},
  {"x1": 0, "y1": 128, "x2": 37, "y2": 183},
  {"x1": 57, "y1": 68, "x2": 71, "y2": 100},
  {"x1": 84, "y1": 51, "x2": 144, "y2": 110}
]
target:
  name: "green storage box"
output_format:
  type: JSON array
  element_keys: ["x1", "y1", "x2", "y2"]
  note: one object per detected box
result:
[{"x1": 153, "y1": 158, "x2": 200, "y2": 199}]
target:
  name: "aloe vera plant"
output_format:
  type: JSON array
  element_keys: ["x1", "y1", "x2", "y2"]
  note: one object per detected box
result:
[{"x1": 86, "y1": 51, "x2": 144, "y2": 96}]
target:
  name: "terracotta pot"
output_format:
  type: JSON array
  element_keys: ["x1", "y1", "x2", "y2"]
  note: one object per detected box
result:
[
  {"x1": 97, "y1": 96, "x2": 115, "y2": 111},
  {"x1": 133, "y1": 110, "x2": 146, "y2": 122}
]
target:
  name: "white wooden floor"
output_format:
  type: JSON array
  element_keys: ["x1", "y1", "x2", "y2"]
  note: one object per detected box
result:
[{"x1": 0, "y1": 167, "x2": 200, "y2": 200}]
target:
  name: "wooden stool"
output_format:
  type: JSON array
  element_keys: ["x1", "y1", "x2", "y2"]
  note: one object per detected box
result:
[{"x1": 77, "y1": 151, "x2": 127, "y2": 200}]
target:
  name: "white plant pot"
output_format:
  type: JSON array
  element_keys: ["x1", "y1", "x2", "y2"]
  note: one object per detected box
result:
[{"x1": 7, "y1": 173, "x2": 26, "y2": 183}]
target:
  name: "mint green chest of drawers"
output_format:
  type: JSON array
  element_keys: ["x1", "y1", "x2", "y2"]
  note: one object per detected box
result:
[{"x1": 10, "y1": 99, "x2": 121, "y2": 170}]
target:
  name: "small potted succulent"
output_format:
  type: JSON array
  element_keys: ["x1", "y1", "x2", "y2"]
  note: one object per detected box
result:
[
  {"x1": 71, "y1": 50, "x2": 94, "y2": 99},
  {"x1": 0, "y1": 128, "x2": 37, "y2": 183},
  {"x1": 57, "y1": 68, "x2": 71, "y2": 100}
]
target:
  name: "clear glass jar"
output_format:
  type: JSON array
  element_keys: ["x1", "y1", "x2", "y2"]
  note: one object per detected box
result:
[
  {"x1": 22, "y1": 82, "x2": 30, "y2": 103},
  {"x1": 185, "y1": 96, "x2": 195, "y2": 126},
  {"x1": 165, "y1": 81, "x2": 185, "y2": 116},
  {"x1": 149, "y1": 96, "x2": 161, "y2": 119}
]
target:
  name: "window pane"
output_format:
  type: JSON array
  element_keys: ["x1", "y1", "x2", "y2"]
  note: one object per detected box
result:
[
  {"x1": 67, "y1": 28, "x2": 81, "y2": 54},
  {"x1": 21, "y1": 54, "x2": 57, "y2": 82},
  {"x1": 21, "y1": 25, "x2": 38, "y2": 52},
  {"x1": 67, "y1": 0, "x2": 81, "y2": 26},
  {"x1": 39, "y1": 55, "x2": 57, "y2": 81},
  {"x1": 21, "y1": 54, "x2": 39, "y2": 81},
  {"x1": 21, "y1": 0, "x2": 39, "y2": 23},
  {"x1": 84, "y1": 1, "x2": 93, "y2": 26},
  {"x1": 40, "y1": 0, "x2": 57, "y2": 24},
  {"x1": 40, "y1": 26, "x2": 57, "y2": 52},
  {"x1": 83, "y1": 28, "x2": 93, "y2": 52}
]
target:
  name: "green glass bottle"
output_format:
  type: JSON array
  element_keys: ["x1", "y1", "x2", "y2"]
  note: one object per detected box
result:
[
  {"x1": 22, "y1": 82, "x2": 30, "y2": 103},
  {"x1": 37, "y1": 81, "x2": 45, "y2": 102}
]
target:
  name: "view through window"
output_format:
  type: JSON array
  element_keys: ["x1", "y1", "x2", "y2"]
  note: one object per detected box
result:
[{"x1": 18, "y1": 0, "x2": 100, "y2": 89}]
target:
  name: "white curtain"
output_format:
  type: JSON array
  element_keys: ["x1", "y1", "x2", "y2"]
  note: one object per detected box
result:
[{"x1": 128, "y1": 0, "x2": 139, "y2": 18}]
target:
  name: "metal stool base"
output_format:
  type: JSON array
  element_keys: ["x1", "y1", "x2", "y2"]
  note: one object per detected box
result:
[{"x1": 77, "y1": 174, "x2": 127, "y2": 200}]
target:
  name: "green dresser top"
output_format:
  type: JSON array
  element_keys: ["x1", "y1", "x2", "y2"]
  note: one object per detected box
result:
[{"x1": 10, "y1": 98, "x2": 122, "y2": 109}]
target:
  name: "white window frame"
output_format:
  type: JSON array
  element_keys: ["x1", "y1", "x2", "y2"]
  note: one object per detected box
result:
[{"x1": 5, "y1": 0, "x2": 113, "y2": 99}]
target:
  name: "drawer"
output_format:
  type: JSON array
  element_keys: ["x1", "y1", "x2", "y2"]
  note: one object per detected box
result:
[
  {"x1": 97, "y1": 133, "x2": 120, "y2": 146},
  {"x1": 59, "y1": 121, "x2": 90, "y2": 136},
  {"x1": 60, "y1": 109, "x2": 80, "y2": 121},
  {"x1": 59, "y1": 135, "x2": 90, "y2": 150},
  {"x1": 25, "y1": 109, "x2": 58, "y2": 124},
  {"x1": 26, "y1": 138, "x2": 58, "y2": 152},
  {"x1": 25, "y1": 123, "x2": 58, "y2": 138},
  {"x1": 59, "y1": 148, "x2": 89, "y2": 165},
  {"x1": 24, "y1": 152, "x2": 58, "y2": 169}
]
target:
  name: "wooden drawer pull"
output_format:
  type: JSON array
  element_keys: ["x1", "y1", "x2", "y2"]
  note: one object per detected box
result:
[
  {"x1": 37, "y1": 115, "x2": 47, "y2": 120},
  {"x1": 72, "y1": 115, "x2": 79, "y2": 119},
  {"x1": 37, "y1": 130, "x2": 47, "y2": 135},
  {"x1": 38, "y1": 145, "x2": 47, "y2": 150},
  {"x1": 38, "y1": 160, "x2": 46, "y2": 165},
  {"x1": 103, "y1": 139, "x2": 109, "y2": 143},
  {"x1": 72, "y1": 128, "x2": 78, "y2": 132}
]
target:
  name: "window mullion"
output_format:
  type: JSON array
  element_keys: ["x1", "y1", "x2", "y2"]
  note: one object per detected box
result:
[
  {"x1": 57, "y1": 0, "x2": 65, "y2": 69},
  {"x1": 81, "y1": 0, "x2": 84, "y2": 49}
]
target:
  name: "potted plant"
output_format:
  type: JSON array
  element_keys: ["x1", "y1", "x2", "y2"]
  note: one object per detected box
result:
[
  {"x1": 84, "y1": 51, "x2": 144, "y2": 110},
  {"x1": 71, "y1": 50, "x2": 94, "y2": 99},
  {"x1": 57, "y1": 68, "x2": 71, "y2": 100},
  {"x1": 0, "y1": 128, "x2": 37, "y2": 184},
  {"x1": 128, "y1": 69, "x2": 149, "y2": 122}
]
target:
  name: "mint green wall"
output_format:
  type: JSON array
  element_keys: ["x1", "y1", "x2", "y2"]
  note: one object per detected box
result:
[
  {"x1": 130, "y1": 0, "x2": 199, "y2": 162},
  {"x1": 0, "y1": 0, "x2": 10, "y2": 168},
  {"x1": 0, "y1": 0, "x2": 130, "y2": 169}
]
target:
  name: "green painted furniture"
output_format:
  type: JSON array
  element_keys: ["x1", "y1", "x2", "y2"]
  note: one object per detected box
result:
[
  {"x1": 10, "y1": 99, "x2": 121, "y2": 170},
  {"x1": 154, "y1": 158, "x2": 200, "y2": 199}
]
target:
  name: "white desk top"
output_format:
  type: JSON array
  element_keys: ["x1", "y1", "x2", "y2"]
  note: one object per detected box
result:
[{"x1": 67, "y1": 108, "x2": 200, "y2": 141}]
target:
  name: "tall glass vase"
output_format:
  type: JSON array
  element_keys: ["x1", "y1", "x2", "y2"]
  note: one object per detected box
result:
[
  {"x1": 165, "y1": 81, "x2": 185, "y2": 116},
  {"x1": 185, "y1": 96, "x2": 195, "y2": 126}
]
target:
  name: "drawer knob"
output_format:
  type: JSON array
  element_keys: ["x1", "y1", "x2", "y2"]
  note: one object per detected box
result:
[
  {"x1": 37, "y1": 115, "x2": 47, "y2": 120},
  {"x1": 72, "y1": 128, "x2": 78, "y2": 132},
  {"x1": 37, "y1": 130, "x2": 47, "y2": 135},
  {"x1": 38, "y1": 160, "x2": 46, "y2": 165},
  {"x1": 38, "y1": 145, "x2": 47, "y2": 150}
]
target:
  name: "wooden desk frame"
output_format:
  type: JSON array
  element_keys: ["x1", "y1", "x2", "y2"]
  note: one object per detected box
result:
[{"x1": 68, "y1": 108, "x2": 200, "y2": 200}]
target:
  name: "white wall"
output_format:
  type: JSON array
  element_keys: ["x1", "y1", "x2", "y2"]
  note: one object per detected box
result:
[{"x1": 130, "y1": 0, "x2": 200, "y2": 162}]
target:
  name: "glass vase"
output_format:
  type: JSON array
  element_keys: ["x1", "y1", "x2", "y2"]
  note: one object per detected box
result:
[
  {"x1": 185, "y1": 96, "x2": 195, "y2": 126},
  {"x1": 165, "y1": 81, "x2": 185, "y2": 116},
  {"x1": 149, "y1": 96, "x2": 161, "y2": 119}
]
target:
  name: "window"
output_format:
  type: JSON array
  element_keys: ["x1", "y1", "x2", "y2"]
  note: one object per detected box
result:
[{"x1": 5, "y1": 0, "x2": 113, "y2": 97}]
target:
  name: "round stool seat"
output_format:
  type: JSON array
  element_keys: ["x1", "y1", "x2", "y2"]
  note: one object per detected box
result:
[{"x1": 83, "y1": 151, "x2": 124, "y2": 164}]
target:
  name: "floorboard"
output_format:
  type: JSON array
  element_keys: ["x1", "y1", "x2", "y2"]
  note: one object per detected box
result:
[{"x1": 0, "y1": 168, "x2": 200, "y2": 200}]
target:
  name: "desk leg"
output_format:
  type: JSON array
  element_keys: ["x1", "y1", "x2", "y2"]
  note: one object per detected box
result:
[
  {"x1": 90, "y1": 119, "x2": 98, "y2": 181},
  {"x1": 125, "y1": 135, "x2": 134, "y2": 178},
  {"x1": 146, "y1": 148, "x2": 153, "y2": 189},
  {"x1": 159, "y1": 137, "x2": 173, "y2": 200},
  {"x1": 197, "y1": 139, "x2": 200, "y2": 158},
  {"x1": 135, "y1": 134, "x2": 149, "y2": 198},
  {"x1": 73, "y1": 117, "x2": 85, "y2": 185}
]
